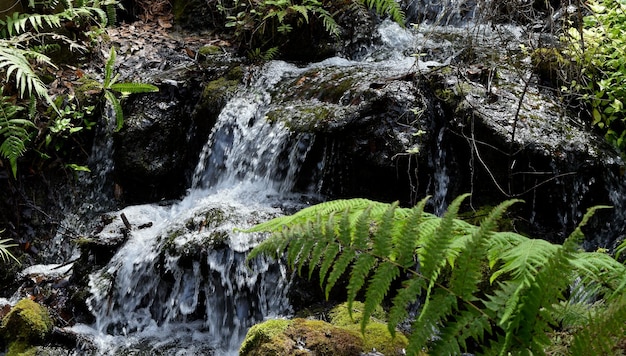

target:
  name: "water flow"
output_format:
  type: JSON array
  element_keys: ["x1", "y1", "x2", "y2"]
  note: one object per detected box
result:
[
  {"x1": 79, "y1": 61, "x2": 322, "y2": 355},
  {"x1": 42, "y1": 105, "x2": 120, "y2": 263}
]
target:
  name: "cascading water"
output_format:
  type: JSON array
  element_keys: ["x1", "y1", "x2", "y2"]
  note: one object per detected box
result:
[
  {"x1": 73, "y1": 62, "x2": 318, "y2": 355},
  {"x1": 70, "y1": 26, "x2": 423, "y2": 352},
  {"x1": 15, "y1": 2, "x2": 623, "y2": 354}
]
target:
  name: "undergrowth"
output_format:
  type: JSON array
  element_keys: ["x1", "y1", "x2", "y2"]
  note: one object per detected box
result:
[{"x1": 245, "y1": 195, "x2": 626, "y2": 355}]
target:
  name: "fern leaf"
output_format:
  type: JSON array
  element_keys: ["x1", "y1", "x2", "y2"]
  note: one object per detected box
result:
[
  {"x1": 290, "y1": 5, "x2": 309, "y2": 23},
  {"x1": 420, "y1": 193, "x2": 470, "y2": 288},
  {"x1": 361, "y1": 261, "x2": 399, "y2": 333},
  {"x1": 570, "y1": 294, "x2": 626, "y2": 355},
  {"x1": 387, "y1": 277, "x2": 423, "y2": 336},
  {"x1": 352, "y1": 204, "x2": 372, "y2": 250},
  {"x1": 346, "y1": 253, "x2": 376, "y2": 312},
  {"x1": 0, "y1": 236, "x2": 19, "y2": 264},
  {"x1": 489, "y1": 238, "x2": 557, "y2": 284},
  {"x1": 0, "y1": 44, "x2": 53, "y2": 103},
  {"x1": 103, "y1": 90, "x2": 124, "y2": 131},
  {"x1": 109, "y1": 83, "x2": 159, "y2": 95},
  {"x1": 307, "y1": 216, "x2": 329, "y2": 279},
  {"x1": 318, "y1": 241, "x2": 340, "y2": 288},
  {"x1": 408, "y1": 290, "x2": 457, "y2": 354},
  {"x1": 360, "y1": 0, "x2": 405, "y2": 26},
  {"x1": 295, "y1": 224, "x2": 317, "y2": 275},
  {"x1": 450, "y1": 199, "x2": 522, "y2": 301},
  {"x1": 324, "y1": 248, "x2": 355, "y2": 299},
  {"x1": 392, "y1": 196, "x2": 429, "y2": 267},
  {"x1": 104, "y1": 47, "x2": 116, "y2": 88},
  {"x1": 372, "y1": 202, "x2": 397, "y2": 257}
]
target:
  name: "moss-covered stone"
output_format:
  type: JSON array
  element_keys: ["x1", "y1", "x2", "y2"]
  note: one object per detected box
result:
[
  {"x1": 239, "y1": 319, "x2": 292, "y2": 355},
  {"x1": 329, "y1": 302, "x2": 408, "y2": 355},
  {"x1": 1, "y1": 299, "x2": 53, "y2": 356},
  {"x1": 240, "y1": 318, "x2": 364, "y2": 356},
  {"x1": 195, "y1": 72, "x2": 241, "y2": 119}
]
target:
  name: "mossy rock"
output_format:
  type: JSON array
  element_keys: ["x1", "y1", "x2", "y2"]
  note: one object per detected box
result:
[
  {"x1": 1, "y1": 299, "x2": 53, "y2": 356},
  {"x1": 240, "y1": 318, "x2": 364, "y2": 356},
  {"x1": 239, "y1": 319, "x2": 293, "y2": 355},
  {"x1": 329, "y1": 302, "x2": 408, "y2": 355}
]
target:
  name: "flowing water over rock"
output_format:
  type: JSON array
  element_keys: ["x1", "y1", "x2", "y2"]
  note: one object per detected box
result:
[{"x1": 7, "y1": 3, "x2": 626, "y2": 355}]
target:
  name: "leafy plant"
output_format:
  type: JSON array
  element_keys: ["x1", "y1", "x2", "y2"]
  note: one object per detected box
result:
[
  {"x1": 245, "y1": 196, "x2": 626, "y2": 355},
  {"x1": 94, "y1": 47, "x2": 159, "y2": 131},
  {"x1": 0, "y1": 90, "x2": 34, "y2": 177},
  {"x1": 219, "y1": 0, "x2": 405, "y2": 56},
  {"x1": 0, "y1": 230, "x2": 19, "y2": 264},
  {"x1": 564, "y1": 0, "x2": 626, "y2": 151}
]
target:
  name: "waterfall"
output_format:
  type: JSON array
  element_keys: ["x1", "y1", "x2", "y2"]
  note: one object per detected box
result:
[{"x1": 73, "y1": 61, "x2": 327, "y2": 355}]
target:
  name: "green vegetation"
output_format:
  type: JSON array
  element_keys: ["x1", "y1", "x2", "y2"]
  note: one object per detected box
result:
[
  {"x1": 217, "y1": 0, "x2": 405, "y2": 58},
  {"x1": 245, "y1": 196, "x2": 626, "y2": 355},
  {"x1": 97, "y1": 47, "x2": 159, "y2": 131},
  {"x1": 0, "y1": 0, "x2": 157, "y2": 177},
  {"x1": 0, "y1": 230, "x2": 18, "y2": 264},
  {"x1": 564, "y1": 0, "x2": 626, "y2": 152}
]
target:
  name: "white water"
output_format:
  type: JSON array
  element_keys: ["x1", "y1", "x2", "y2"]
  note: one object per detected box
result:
[{"x1": 71, "y1": 48, "x2": 418, "y2": 354}]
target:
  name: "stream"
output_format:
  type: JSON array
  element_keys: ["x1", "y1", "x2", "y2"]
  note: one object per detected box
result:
[{"x1": 4, "y1": 2, "x2": 626, "y2": 355}]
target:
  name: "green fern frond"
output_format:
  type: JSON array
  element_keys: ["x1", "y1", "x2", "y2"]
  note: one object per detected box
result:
[
  {"x1": 372, "y1": 202, "x2": 397, "y2": 257},
  {"x1": 450, "y1": 199, "x2": 522, "y2": 301},
  {"x1": 569, "y1": 294, "x2": 626, "y2": 355},
  {"x1": 346, "y1": 253, "x2": 377, "y2": 311},
  {"x1": 0, "y1": 43, "x2": 54, "y2": 103},
  {"x1": 245, "y1": 197, "x2": 624, "y2": 355},
  {"x1": 109, "y1": 83, "x2": 159, "y2": 95},
  {"x1": 311, "y1": 8, "x2": 340, "y2": 37},
  {"x1": 103, "y1": 90, "x2": 123, "y2": 131},
  {"x1": 361, "y1": 261, "x2": 399, "y2": 333},
  {"x1": 0, "y1": 93, "x2": 34, "y2": 177},
  {"x1": 290, "y1": 5, "x2": 310, "y2": 23},
  {"x1": 391, "y1": 196, "x2": 429, "y2": 267},
  {"x1": 420, "y1": 193, "x2": 470, "y2": 289},
  {"x1": 489, "y1": 237, "x2": 557, "y2": 284},
  {"x1": 360, "y1": 0, "x2": 405, "y2": 26}
]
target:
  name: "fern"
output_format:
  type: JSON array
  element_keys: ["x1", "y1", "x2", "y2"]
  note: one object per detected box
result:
[
  {"x1": 0, "y1": 41, "x2": 54, "y2": 103},
  {"x1": 360, "y1": 0, "x2": 405, "y2": 25},
  {"x1": 0, "y1": 91, "x2": 34, "y2": 177},
  {"x1": 245, "y1": 196, "x2": 626, "y2": 355}
]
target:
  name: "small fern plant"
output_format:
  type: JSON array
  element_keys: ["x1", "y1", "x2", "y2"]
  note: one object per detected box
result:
[
  {"x1": 0, "y1": 89, "x2": 34, "y2": 177},
  {"x1": 96, "y1": 47, "x2": 159, "y2": 131},
  {"x1": 245, "y1": 195, "x2": 626, "y2": 355}
]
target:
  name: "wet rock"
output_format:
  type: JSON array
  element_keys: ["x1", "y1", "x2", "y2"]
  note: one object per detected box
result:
[
  {"x1": 426, "y1": 65, "x2": 626, "y2": 245},
  {"x1": 267, "y1": 63, "x2": 433, "y2": 205},
  {"x1": 113, "y1": 61, "x2": 243, "y2": 204}
]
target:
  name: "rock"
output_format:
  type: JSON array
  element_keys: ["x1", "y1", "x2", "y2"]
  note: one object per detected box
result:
[
  {"x1": 240, "y1": 318, "x2": 364, "y2": 356},
  {"x1": 0, "y1": 298, "x2": 53, "y2": 356},
  {"x1": 267, "y1": 64, "x2": 432, "y2": 205},
  {"x1": 426, "y1": 65, "x2": 626, "y2": 244},
  {"x1": 240, "y1": 302, "x2": 408, "y2": 356},
  {"x1": 113, "y1": 61, "x2": 243, "y2": 204}
]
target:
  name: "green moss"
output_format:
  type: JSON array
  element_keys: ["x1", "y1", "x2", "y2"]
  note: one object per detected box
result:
[
  {"x1": 239, "y1": 319, "x2": 292, "y2": 356},
  {"x1": 329, "y1": 302, "x2": 408, "y2": 355},
  {"x1": 198, "y1": 45, "x2": 221, "y2": 56},
  {"x1": 1, "y1": 299, "x2": 53, "y2": 356},
  {"x1": 286, "y1": 319, "x2": 363, "y2": 356},
  {"x1": 240, "y1": 318, "x2": 364, "y2": 356},
  {"x1": 329, "y1": 301, "x2": 387, "y2": 326}
]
